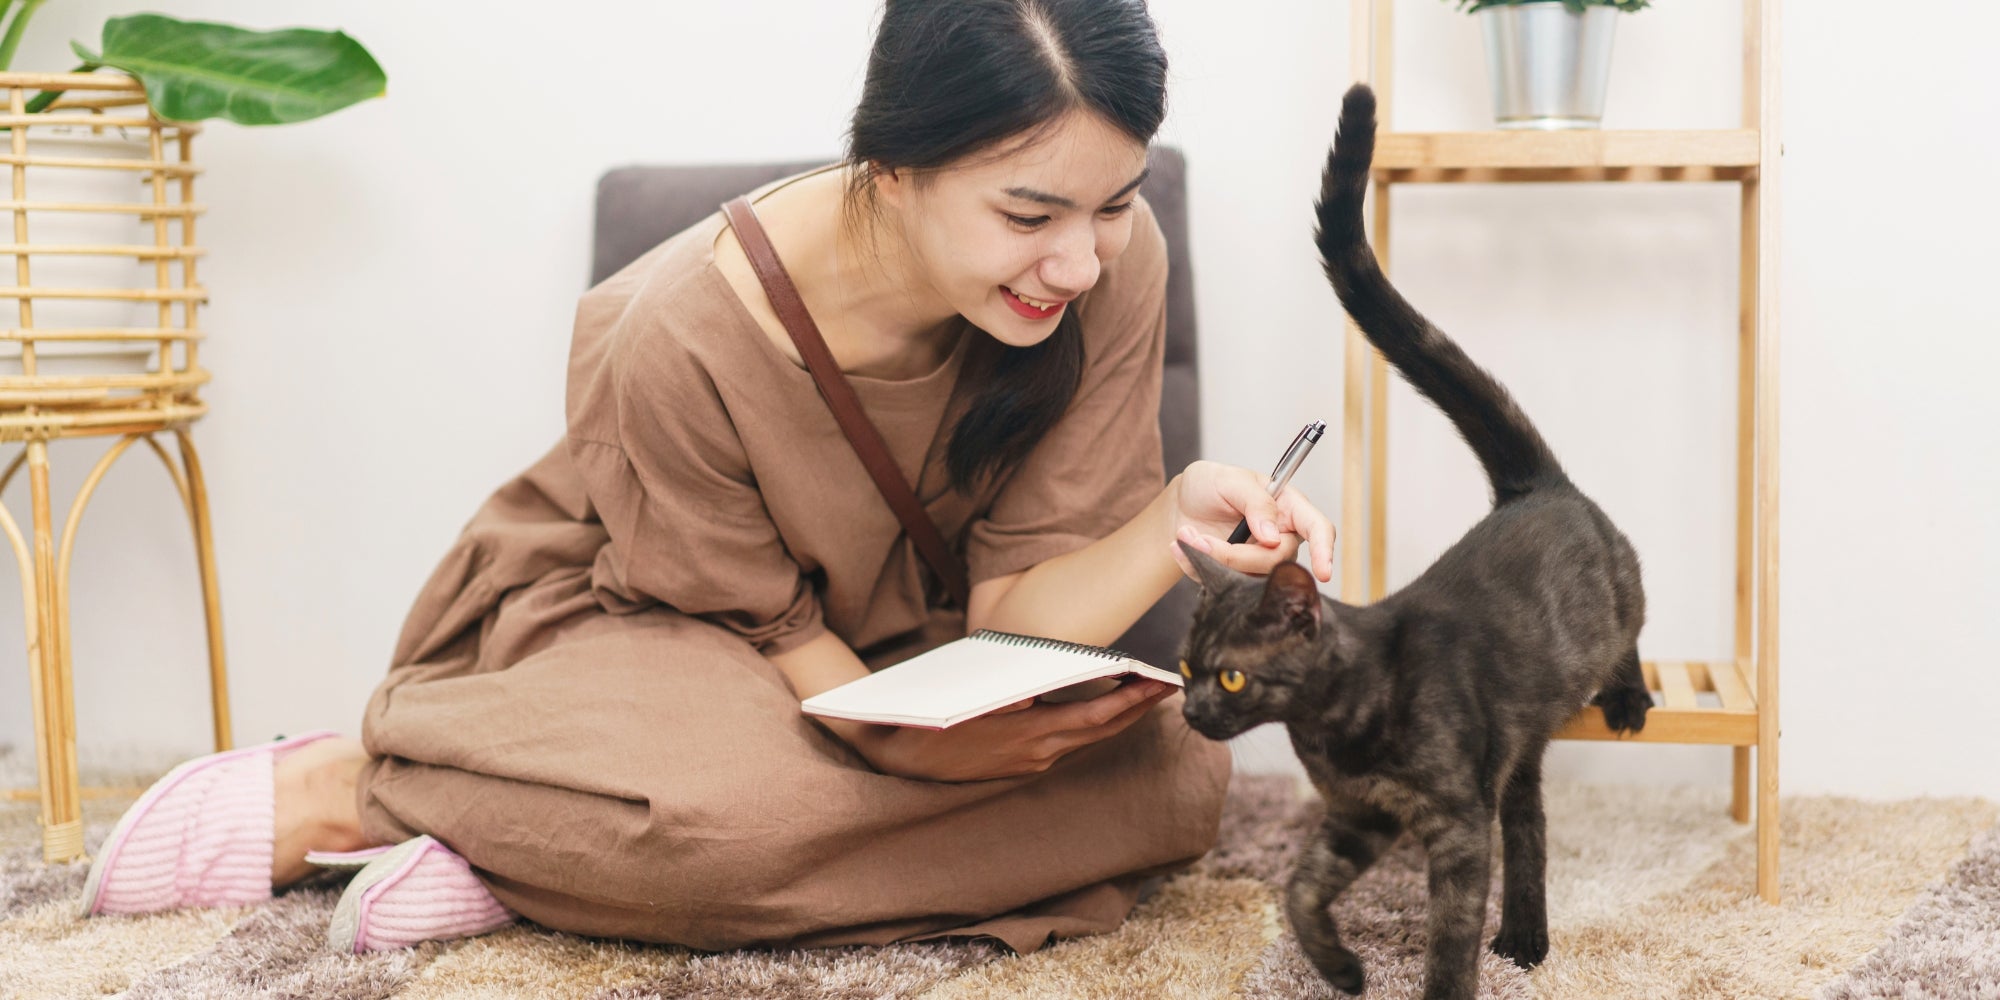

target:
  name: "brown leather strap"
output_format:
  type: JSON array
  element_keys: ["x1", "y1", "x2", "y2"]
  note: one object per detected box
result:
[{"x1": 720, "y1": 196, "x2": 970, "y2": 609}]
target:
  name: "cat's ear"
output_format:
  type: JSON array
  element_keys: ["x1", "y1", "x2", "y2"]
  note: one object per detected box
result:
[
  {"x1": 1178, "y1": 539, "x2": 1241, "y2": 593},
  {"x1": 1254, "y1": 561, "x2": 1322, "y2": 634}
]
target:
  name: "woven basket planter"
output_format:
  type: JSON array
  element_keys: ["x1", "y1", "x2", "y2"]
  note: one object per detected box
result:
[{"x1": 0, "y1": 71, "x2": 206, "y2": 425}]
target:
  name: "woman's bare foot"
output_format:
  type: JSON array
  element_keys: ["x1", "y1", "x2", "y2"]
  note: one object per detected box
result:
[{"x1": 272, "y1": 736, "x2": 374, "y2": 887}]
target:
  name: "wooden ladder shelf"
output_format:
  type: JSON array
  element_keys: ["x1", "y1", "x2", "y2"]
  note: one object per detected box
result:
[{"x1": 1341, "y1": 1, "x2": 1783, "y2": 903}]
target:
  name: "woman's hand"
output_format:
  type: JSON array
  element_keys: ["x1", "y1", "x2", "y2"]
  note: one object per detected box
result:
[
  {"x1": 1167, "y1": 460, "x2": 1335, "y2": 582},
  {"x1": 834, "y1": 678, "x2": 1177, "y2": 782}
]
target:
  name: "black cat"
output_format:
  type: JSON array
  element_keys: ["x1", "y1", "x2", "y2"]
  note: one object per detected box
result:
[{"x1": 1175, "y1": 83, "x2": 1651, "y2": 1000}]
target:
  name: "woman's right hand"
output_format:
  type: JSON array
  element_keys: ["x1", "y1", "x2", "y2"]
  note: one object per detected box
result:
[{"x1": 836, "y1": 677, "x2": 1177, "y2": 782}]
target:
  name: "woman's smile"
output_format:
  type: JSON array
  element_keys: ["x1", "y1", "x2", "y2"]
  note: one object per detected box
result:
[{"x1": 1001, "y1": 285, "x2": 1067, "y2": 320}]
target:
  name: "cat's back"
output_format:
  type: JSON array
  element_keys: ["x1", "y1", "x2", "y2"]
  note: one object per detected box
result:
[
  {"x1": 1392, "y1": 483, "x2": 1643, "y2": 642},
  {"x1": 1423, "y1": 485, "x2": 1630, "y2": 580}
]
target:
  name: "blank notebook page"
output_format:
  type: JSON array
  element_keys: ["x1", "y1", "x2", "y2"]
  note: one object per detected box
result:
[{"x1": 801, "y1": 633, "x2": 1146, "y2": 726}]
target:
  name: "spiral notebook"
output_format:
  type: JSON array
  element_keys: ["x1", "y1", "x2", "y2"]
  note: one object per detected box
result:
[{"x1": 800, "y1": 629, "x2": 1183, "y2": 730}]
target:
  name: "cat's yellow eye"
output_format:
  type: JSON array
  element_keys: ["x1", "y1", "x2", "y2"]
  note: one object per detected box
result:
[
  {"x1": 1219, "y1": 669, "x2": 1247, "y2": 693},
  {"x1": 1178, "y1": 660, "x2": 1193, "y2": 680}
]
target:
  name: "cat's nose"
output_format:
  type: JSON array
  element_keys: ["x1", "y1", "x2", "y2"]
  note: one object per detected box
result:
[{"x1": 1182, "y1": 705, "x2": 1226, "y2": 740}]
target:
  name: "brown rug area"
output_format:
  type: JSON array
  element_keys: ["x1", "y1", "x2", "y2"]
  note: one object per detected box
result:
[{"x1": 2, "y1": 765, "x2": 1994, "y2": 999}]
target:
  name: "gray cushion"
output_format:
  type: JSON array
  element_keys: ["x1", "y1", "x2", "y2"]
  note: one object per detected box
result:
[{"x1": 591, "y1": 149, "x2": 1200, "y2": 666}]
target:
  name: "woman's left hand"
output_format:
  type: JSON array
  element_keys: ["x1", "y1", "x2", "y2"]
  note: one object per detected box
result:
[{"x1": 1167, "y1": 460, "x2": 1335, "y2": 582}]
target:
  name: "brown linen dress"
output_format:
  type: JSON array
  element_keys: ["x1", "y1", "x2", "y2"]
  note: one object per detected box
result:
[{"x1": 353, "y1": 169, "x2": 1232, "y2": 954}]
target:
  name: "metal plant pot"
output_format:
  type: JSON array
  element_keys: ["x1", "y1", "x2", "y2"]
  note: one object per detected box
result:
[{"x1": 1480, "y1": 2, "x2": 1620, "y2": 130}]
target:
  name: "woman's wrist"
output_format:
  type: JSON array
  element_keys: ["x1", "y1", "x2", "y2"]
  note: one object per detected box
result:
[
  {"x1": 1162, "y1": 469, "x2": 1189, "y2": 544},
  {"x1": 1132, "y1": 473, "x2": 1195, "y2": 596}
]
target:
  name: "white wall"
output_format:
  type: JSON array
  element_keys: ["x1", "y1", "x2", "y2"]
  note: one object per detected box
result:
[{"x1": 0, "y1": 1, "x2": 1993, "y2": 800}]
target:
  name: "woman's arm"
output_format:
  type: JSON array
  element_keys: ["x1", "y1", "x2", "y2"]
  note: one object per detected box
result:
[
  {"x1": 966, "y1": 477, "x2": 1184, "y2": 646},
  {"x1": 966, "y1": 462, "x2": 1338, "y2": 644}
]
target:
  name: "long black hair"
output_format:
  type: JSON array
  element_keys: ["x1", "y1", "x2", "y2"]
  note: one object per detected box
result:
[{"x1": 844, "y1": 0, "x2": 1168, "y2": 494}]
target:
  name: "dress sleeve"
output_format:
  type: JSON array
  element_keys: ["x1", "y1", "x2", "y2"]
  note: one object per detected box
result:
[
  {"x1": 564, "y1": 276, "x2": 826, "y2": 656},
  {"x1": 963, "y1": 198, "x2": 1170, "y2": 585}
]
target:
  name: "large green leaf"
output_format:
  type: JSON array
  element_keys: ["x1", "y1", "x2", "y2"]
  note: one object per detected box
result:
[{"x1": 72, "y1": 14, "x2": 385, "y2": 125}]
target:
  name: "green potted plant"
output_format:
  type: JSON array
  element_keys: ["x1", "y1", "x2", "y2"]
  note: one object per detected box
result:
[
  {"x1": 0, "y1": 8, "x2": 383, "y2": 377},
  {"x1": 1446, "y1": 0, "x2": 1652, "y2": 130},
  {"x1": 2, "y1": 8, "x2": 385, "y2": 124}
]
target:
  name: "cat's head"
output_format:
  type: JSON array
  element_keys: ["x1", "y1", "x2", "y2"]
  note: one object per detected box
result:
[{"x1": 1176, "y1": 541, "x2": 1332, "y2": 741}]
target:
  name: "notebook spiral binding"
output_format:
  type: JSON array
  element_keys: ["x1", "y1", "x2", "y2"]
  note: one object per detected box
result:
[{"x1": 970, "y1": 629, "x2": 1130, "y2": 662}]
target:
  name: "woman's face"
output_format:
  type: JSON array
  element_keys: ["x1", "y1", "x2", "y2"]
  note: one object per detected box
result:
[{"x1": 877, "y1": 111, "x2": 1151, "y2": 348}]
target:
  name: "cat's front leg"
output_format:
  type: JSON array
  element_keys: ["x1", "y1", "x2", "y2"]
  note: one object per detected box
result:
[
  {"x1": 1287, "y1": 804, "x2": 1402, "y2": 995},
  {"x1": 1491, "y1": 754, "x2": 1550, "y2": 969},
  {"x1": 1417, "y1": 812, "x2": 1494, "y2": 1000}
]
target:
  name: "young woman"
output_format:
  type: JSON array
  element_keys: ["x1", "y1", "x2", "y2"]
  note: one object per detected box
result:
[{"x1": 80, "y1": 0, "x2": 1334, "y2": 955}]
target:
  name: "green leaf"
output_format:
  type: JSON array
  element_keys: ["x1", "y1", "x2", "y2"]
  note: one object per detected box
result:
[{"x1": 85, "y1": 14, "x2": 385, "y2": 125}]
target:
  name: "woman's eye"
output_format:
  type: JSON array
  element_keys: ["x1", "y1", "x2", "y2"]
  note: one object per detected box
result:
[
  {"x1": 1178, "y1": 660, "x2": 1193, "y2": 680},
  {"x1": 1003, "y1": 213, "x2": 1050, "y2": 230},
  {"x1": 1099, "y1": 201, "x2": 1135, "y2": 217},
  {"x1": 1219, "y1": 669, "x2": 1247, "y2": 693}
]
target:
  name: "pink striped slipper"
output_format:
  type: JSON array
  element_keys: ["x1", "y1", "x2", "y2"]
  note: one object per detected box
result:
[
  {"x1": 78, "y1": 730, "x2": 341, "y2": 917},
  {"x1": 315, "y1": 835, "x2": 516, "y2": 953}
]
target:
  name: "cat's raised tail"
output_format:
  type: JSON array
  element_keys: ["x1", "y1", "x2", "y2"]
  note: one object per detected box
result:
[{"x1": 1314, "y1": 83, "x2": 1565, "y2": 503}]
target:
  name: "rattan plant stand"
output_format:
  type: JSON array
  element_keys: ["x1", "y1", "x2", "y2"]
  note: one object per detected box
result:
[{"x1": 0, "y1": 72, "x2": 231, "y2": 864}]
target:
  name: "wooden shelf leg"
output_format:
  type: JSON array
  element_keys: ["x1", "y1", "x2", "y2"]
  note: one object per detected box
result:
[
  {"x1": 1731, "y1": 746, "x2": 1751, "y2": 823},
  {"x1": 1367, "y1": 182, "x2": 1391, "y2": 603},
  {"x1": 1341, "y1": 318, "x2": 1368, "y2": 602},
  {"x1": 1750, "y1": 0, "x2": 1783, "y2": 906},
  {"x1": 1757, "y1": 740, "x2": 1779, "y2": 902},
  {"x1": 176, "y1": 429, "x2": 232, "y2": 752},
  {"x1": 27, "y1": 438, "x2": 83, "y2": 862}
]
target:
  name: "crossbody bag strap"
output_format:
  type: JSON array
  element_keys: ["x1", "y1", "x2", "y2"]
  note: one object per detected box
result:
[{"x1": 720, "y1": 196, "x2": 971, "y2": 609}]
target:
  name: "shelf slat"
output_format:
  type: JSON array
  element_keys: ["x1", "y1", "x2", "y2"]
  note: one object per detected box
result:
[
  {"x1": 1659, "y1": 660, "x2": 1699, "y2": 710},
  {"x1": 1554, "y1": 658, "x2": 1758, "y2": 745},
  {"x1": 1372, "y1": 128, "x2": 1761, "y2": 183},
  {"x1": 1712, "y1": 660, "x2": 1755, "y2": 713},
  {"x1": 1555, "y1": 704, "x2": 1757, "y2": 744}
]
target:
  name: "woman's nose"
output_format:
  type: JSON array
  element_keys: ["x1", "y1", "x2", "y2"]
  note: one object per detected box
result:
[{"x1": 1039, "y1": 228, "x2": 1100, "y2": 297}]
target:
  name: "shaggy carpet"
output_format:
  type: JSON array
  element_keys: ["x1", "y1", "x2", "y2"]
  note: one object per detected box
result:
[{"x1": 2, "y1": 758, "x2": 1995, "y2": 999}]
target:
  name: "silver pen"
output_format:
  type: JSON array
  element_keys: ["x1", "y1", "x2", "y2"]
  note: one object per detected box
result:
[{"x1": 1225, "y1": 420, "x2": 1325, "y2": 545}]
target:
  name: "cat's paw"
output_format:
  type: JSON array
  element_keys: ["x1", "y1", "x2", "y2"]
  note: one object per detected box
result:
[
  {"x1": 1304, "y1": 944, "x2": 1366, "y2": 995},
  {"x1": 1593, "y1": 686, "x2": 1652, "y2": 735},
  {"x1": 1489, "y1": 923, "x2": 1549, "y2": 969}
]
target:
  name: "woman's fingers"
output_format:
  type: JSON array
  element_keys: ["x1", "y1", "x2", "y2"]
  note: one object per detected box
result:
[
  {"x1": 1178, "y1": 522, "x2": 1298, "y2": 577},
  {"x1": 1039, "y1": 683, "x2": 1175, "y2": 759},
  {"x1": 976, "y1": 679, "x2": 1179, "y2": 776},
  {"x1": 1172, "y1": 473, "x2": 1337, "y2": 582},
  {"x1": 1213, "y1": 466, "x2": 1288, "y2": 546},
  {"x1": 1048, "y1": 697, "x2": 1161, "y2": 759},
  {"x1": 1275, "y1": 486, "x2": 1337, "y2": 582},
  {"x1": 1031, "y1": 677, "x2": 1172, "y2": 735}
]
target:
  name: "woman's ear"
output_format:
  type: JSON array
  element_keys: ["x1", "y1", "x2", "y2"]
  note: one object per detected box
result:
[{"x1": 872, "y1": 162, "x2": 907, "y2": 210}]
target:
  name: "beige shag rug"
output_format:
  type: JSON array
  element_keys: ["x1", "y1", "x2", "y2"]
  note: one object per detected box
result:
[{"x1": 2, "y1": 760, "x2": 1995, "y2": 999}]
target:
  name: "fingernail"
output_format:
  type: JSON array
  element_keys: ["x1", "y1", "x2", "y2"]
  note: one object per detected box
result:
[{"x1": 1261, "y1": 520, "x2": 1279, "y2": 539}]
